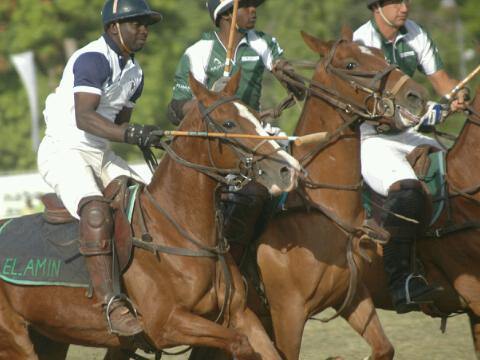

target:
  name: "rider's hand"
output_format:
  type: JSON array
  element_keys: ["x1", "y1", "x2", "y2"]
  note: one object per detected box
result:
[
  {"x1": 450, "y1": 87, "x2": 470, "y2": 112},
  {"x1": 211, "y1": 76, "x2": 230, "y2": 92},
  {"x1": 420, "y1": 101, "x2": 449, "y2": 126},
  {"x1": 124, "y1": 124, "x2": 163, "y2": 147},
  {"x1": 273, "y1": 59, "x2": 306, "y2": 101}
]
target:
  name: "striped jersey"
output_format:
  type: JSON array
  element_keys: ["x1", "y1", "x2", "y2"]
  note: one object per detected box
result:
[
  {"x1": 353, "y1": 19, "x2": 444, "y2": 77},
  {"x1": 43, "y1": 34, "x2": 144, "y2": 150},
  {"x1": 171, "y1": 30, "x2": 283, "y2": 111}
]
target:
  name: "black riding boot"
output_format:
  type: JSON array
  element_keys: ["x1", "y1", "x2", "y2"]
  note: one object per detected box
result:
[
  {"x1": 221, "y1": 182, "x2": 268, "y2": 266},
  {"x1": 382, "y1": 180, "x2": 442, "y2": 314}
]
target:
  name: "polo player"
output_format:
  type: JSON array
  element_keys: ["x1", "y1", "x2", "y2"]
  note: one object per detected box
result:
[{"x1": 37, "y1": 0, "x2": 163, "y2": 336}]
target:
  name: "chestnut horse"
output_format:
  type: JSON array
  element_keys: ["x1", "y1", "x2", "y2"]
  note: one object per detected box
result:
[
  {"x1": 360, "y1": 89, "x2": 480, "y2": 360},
  {"x1": 186, "y1": 28, "x2": 430, "y2": 360},
  {"x1": 0, "y1": 73, "x2": 301, "y2": 360},
  {"x1": 255, "y1": 29, "x2": 431, "y2": 360}
]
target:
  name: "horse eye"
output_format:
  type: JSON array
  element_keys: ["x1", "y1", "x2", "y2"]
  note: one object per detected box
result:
[
  {"x1": 346, "y1": 62, "x2": 357, "y2": 70},
  {"x1": 223, "y1": 120, "x2": 236, "y2": 129}
]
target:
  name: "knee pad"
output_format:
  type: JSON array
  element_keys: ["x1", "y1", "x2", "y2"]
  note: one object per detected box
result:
[
  {"x1": 78, "y1": 196, "x2": 113, "y2": 255},
  {"x1": 383, "y1": 179, "x2": 429, "y2": 238}
]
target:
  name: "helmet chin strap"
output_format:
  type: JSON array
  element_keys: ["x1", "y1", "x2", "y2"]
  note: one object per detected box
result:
[
  {"x1": 115, "y1": 22, "x2": 133, "y2": 55},
  {"x1": 378, "y1": 6, "x2": 396, "y2": 28}
]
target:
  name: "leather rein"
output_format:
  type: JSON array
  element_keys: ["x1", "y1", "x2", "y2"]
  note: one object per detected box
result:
[
  {"x1": 131, "y1": 97, "x2": 282, "y2": 333},
  {"x1": 278, "y1": 40, "x2": 408, "y2": 323}
]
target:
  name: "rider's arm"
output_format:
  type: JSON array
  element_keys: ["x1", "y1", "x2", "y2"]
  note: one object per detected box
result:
[
  {"x1": 167, "y1": 52, "x2": 196, "y2": 125},
  {"x1": 428, "y1": 70, "x2": 468, "y2": 112},
  {"x1": 75, "y1": 92, "x2": 128, "y2": 142}
]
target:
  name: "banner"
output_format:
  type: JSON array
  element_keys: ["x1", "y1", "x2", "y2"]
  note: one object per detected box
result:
[{"x1": 10, "y1": 51, "x2": 40, "y2": 151}]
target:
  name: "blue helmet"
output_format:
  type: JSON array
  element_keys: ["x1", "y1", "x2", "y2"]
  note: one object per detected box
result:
[
  {"x1": 206, "y1": 0, "x2": 266, "y2": 27},
  {"x1": 102, "y1": 0, "x2": 163, "y2": 26}
]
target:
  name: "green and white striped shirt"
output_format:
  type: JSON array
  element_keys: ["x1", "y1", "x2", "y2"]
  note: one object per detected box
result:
[
  {"x1": 353, "y1": 19, "x2": 444, "y2": 77},
  {"x1": 172, "y1": 30, "x2": 283, "y2": 111}
]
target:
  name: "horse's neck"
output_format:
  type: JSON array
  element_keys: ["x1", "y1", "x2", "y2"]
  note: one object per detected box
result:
[
  {"x1": 294, "y1": 98, "x2": 364, "y2": 225},
  {"x1": 143, "y1": 156, "x2": 217, "y2": 246},
  {"x1": 447, "y1": 117, "x2": 480, "y2": 190}
]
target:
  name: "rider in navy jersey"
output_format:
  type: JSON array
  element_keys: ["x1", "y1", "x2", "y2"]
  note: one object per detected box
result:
[{"x1": 38, "y1": 0, "x2": 162, "y2": 336}]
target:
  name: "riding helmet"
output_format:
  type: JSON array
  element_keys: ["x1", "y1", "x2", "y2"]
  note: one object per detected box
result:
[
  {"x1": 206, "y1": 0, "x2": 266, "y2": 27},
  {"x1": 102, "y1": 0, "x2": 163, "y2": 26},
  {"x1": 367, "y1": 0, "x2": 381, "y2": 9}
]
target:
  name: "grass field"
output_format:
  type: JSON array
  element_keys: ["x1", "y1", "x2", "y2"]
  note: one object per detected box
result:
[{"x1": 67, "y1": 309, "x2": 474, "y2": 359}]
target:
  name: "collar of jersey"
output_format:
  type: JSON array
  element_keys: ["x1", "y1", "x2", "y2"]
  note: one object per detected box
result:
[
  {"x1": 371, "y1": 19, "x2": 408, "y2": 46},
  {"x1": 102, "y1": 33, "x2": 135, "y2": 69},
  {"x1": 202, "y1": 30, "x2": 250, "y2": 48}
]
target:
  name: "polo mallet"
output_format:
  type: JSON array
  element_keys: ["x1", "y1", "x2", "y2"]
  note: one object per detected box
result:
[
  {"x1": 155, "y1": 130, "x2": 329, "y2": 146},
  {"x1": 224, "y1": 0, "x2": 240, "y2": 77},
  {"x1": 211, "y1": 0, "x2": 239, "y2": 92},
  {"x1": 443, "y1": 63, "x2": 480, "y2": 102}
]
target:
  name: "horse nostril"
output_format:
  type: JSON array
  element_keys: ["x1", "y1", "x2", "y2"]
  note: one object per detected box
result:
[
  {"x1": 405, "y1": 91, "x2": 424, "y2": 115},
  {"x1": 280, "y1": 166, "x2": 290, "y2": 181}
]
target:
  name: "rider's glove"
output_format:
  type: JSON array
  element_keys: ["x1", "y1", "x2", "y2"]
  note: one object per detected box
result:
[
  {"x1": 124, "y1": 124, "x2": 164, "y2": 147},
  {"x1": 263, "y1": 122, "x2": 289, "y2": 149},
  {"x1": 420, "y1": 101, "x2": 448, "y2": 126},
  {"x1": 211, "y1": 76, "x2": 230, "y2": 92},
  {"x1": 273, "y1": 59, "x2": 306, "y2": 101}
]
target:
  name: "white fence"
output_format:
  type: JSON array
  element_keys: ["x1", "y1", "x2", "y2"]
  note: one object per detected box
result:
[{"x1": 0, "y1": 164, "x2": 151, "y2": 219}]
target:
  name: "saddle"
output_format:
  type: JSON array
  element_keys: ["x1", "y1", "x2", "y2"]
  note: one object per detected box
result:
[{"x1": 41, "y1": 176, "x2": 141, "y2": 272}]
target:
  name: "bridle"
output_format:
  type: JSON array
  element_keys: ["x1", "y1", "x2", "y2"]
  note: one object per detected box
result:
[
  {"x1": 131, "y1": 95, "x2": 292, "y2": 345},
  {"x1": 274, "y1": 39, "x2": 412, "y2": 323},
  {"x1": 152, "y1": 96, "x2": 286, "y2": 190},
  {"x1": 277, "y1": 39, "x2": 410, "y2": 126}
]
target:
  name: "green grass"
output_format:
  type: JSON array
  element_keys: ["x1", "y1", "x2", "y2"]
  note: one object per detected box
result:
[{"x1": 67, "y1": 309, "x2": 474, "y2": 359}]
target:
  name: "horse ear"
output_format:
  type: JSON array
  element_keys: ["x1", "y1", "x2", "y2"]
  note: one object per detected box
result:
[
  {"x1": 222, "y1": 69, "x2": 242, "y2": 97},
  {"x1": 340, "y1": 25, "x2": 353, "y2": 42},
  {"x1": 189, "y1": 72, "x2": 215, "y2": 103},
  {"x1": 301, "y1": 30, "x2": 330, "y2": 56}
]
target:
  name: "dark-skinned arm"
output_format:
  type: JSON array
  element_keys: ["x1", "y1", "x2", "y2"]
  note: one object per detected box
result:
[{"x1": 75, "y1": 92, "x2": 128, "y2": 142}]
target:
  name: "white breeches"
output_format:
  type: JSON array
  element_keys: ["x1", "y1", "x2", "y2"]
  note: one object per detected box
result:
[
  {"x1": 37, "y1": 136, "x2": 143, "y2": 219},
  {"x1": 361, "y1": 128, "x2": 441, "y2": 196}
]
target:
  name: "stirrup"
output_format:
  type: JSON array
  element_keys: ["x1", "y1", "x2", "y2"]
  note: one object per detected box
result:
[
  {"x1": 404, "y1": 273, "x2": 431, "y2": 304},
  {"x1": 105, "y1": 294, "x2": 139, "y2": 334}
]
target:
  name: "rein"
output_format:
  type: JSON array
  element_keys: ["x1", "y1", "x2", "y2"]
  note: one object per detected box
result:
[
  {"x1": 280, "y1": 40, "x2": 408, "y2": 321},
  {"x1": 131, "y1": 96, "x2": 283, "y2": 350}
]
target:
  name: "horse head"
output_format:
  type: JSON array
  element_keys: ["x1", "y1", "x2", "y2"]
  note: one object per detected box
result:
[
  {"x1": 169, "y1": 71, "x2": 300, "y2": 195},
  {"x1": 300, "y1": 27, "x2": 428, "y2": 133}
]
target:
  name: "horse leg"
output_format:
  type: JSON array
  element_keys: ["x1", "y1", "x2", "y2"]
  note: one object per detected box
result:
[
  {"x1": 339, "y1": 284, "x2": 394, "y2": 360},
  {"x1": 149, "y1": 308, "x2": 257, "y2": 360},
  {"x1": 103, "y1": 348, "x2": 131, "y2": 360},
  {"x1": 268, "y1": 295, "x2": 306, "y2": 360},
  {"x1": 0, "y1": 299, "x2": 38, "y2": 359},
  {"x1": 29, "y1": 328, "x2": 69, "y2": 360},
  {"x1": 468, "y1": 311, "x2": 480, "y2": 360}
]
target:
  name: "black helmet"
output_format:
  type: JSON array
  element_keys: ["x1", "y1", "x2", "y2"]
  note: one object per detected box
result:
[
  {"x1": 206, "y1": 0, "x2": 266, "y2": 27},
  {"x1": 102, "y1": 0, "x2": 163, "y2": 26},
  {"x1": 367, "y1": 0, "x2": 381, "y2": 9}
]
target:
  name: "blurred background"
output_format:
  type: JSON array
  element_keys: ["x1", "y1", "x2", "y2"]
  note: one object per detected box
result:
[{"x1": 0, "y1": 0, "x2": 479, "y2": 217}]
